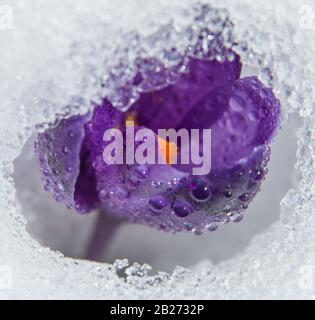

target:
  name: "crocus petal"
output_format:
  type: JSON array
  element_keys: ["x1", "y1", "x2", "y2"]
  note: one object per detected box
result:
[
  {"x1": 130, "y1": 55, "x2": 242, "y2": 132},
  {"x1": 35, "y1": 115, "x2": 90, "y2": 210},
  {"x1": 89, "y1": 133, "x2": 272, "y2": 232},
  {"x1": 94, "y1": 145, "x2": 188, "y2": 224},
  {"x1": 82, "y1": 99, "x2": 123, "y2": 162},
  {"x1": 81, "y1": 110, "x2": 188, "y2": 218},
  {"x1": 128, "y1": 55, "x2": 280, "y2": 173},
  {"x1": 74, "y1": 100, "x2": 124, "y2": 212},
  {"x1": 178, "y1": 76, "x2": 281, "y2": 170}
]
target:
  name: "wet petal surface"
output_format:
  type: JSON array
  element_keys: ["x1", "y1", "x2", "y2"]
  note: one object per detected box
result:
[{"x1": 35, "y1": 52, "x2": 281, "y2": 233}]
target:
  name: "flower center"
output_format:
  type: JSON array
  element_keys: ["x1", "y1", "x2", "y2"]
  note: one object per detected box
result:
[{"x1": 124, "y1": 112, "x2": 178, "y2": 165}]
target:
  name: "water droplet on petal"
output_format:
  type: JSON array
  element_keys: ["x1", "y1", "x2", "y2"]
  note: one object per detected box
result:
[
  {"x1": 207, "y1": 223, "x2": 218, "y2": 232},
  {"x1": 172, "y1": 200, "x2": 193, "y2": 218},
  {"x1": 190, "y1": 180, "x2": 212, "y2": 202},
  {"x1": 224, "y1": 190, "x2": 233, "y2": 198},
  {"x1": 114, "y1": 187, "x2": 129, "y2": 202},
  {"x1": 193, "y1": 228, "x2": 203, "y2": 235},
  {"x1": 134, "y1": 165, "x2": 149, "y2": 180},
  {"x1": 251, "y1": 169, "x2": 263, "y2": 181},
  {"x1": 183, "y1": 223, "x2": 193, "y2": 231},
  {"x1": 149, "y1": 195, "x2": 167, "y2": 212},
  {"x1": 126, "y1": 176, "x2": 140, "y2": 189},
  {"x1": 62, "y1": 146, "x2": 69, "y2": 154},
  {"x1": 99, "y1": 189, "x2": 108, "y2": 201},
  {"x1": 239, "y1": 193, "x2": 249, "y2": 202},
  {"x1": 54, "y1": 194, "x2": 64, "y2": 202},
  {"x1": 65, "y1": 166, "x2": 72, "y2": 173},
  {"x1": 232, "y1": 214, "x2": 243, "y2": 223},
  {"x1": 229, "y1": 94, "x2": 246, "y2": 112}
]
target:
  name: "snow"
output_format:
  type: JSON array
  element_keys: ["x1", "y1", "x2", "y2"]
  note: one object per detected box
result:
[{"x1": 0, "y1": 0, "x2": 314, "y2": 299}]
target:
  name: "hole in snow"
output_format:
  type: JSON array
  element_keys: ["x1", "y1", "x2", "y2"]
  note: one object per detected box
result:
[{"x1": 13, "y1": 116, "x2": 298, "y2": 273}]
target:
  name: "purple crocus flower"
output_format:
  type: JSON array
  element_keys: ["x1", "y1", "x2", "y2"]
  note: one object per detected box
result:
[{"x1": 35, "y1": 51, "x2": 281, "y2": 234}]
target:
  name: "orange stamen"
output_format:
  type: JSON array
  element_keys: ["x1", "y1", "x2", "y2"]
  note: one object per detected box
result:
[
  {"x1": 158, "y1": 136, "x2": 178, "y2": 165},
  {"x1": 124, "y1": 111, "x2": 178, "y2": 165},
  {"x1": 125, "y1": 112, "x2": 138, "y2": 126}
]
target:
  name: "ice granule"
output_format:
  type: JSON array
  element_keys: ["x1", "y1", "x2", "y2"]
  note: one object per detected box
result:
[{"x1": 0, "y1": 0, "x2": 314, "y2": 299}]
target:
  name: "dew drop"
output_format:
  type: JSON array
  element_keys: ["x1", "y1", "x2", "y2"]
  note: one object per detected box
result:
[
  {"x1": 183, "y1": 223, "x2": 193, "y2": 231},
  {"x1": 99, "y1": 189, "x2": 108, "y2": 201},
  {"x1": 232, "y1": 214, "x2": 243, "y2": 223},
  {"x1": 62, "y1": 146, "x2": 69, "y2": 154},
  {"x1": 127, "y1": 176, "x2": 140, "y2": 189},
  {"x1": 113, "y1": 187, "x2": 129, "y2": 202},
  {"x1": 251, "y1": 169, "x2": 264, "y2": 181},
  {"x1": 190, "y1": 180, "x2": 212, "y2": 202},
  {"x1": 193, "y1": 228, "x2": 203, "y2": 236},
  {"x1": 239, "y1": 193, "x2": 249, "y2": 202},
  {"x1": 134, "y1": 165, "x2": 149, "y2": 180},
  {"x1": 149, "y1": 195, "x2": 167, "y2": 212},
  {"x1": 259, "y1": 88, "x2": 268, "y2": 99},
  {"x1": 151, "y1": 180, "x2": 163, "y2": 189},
  {"x1": 229, "y1": 94, "x2": 247, "y2": 112},
  {"x1": 224, "y1": 190, "x2": 233, "y2": 198},
  {"x1": 206, "y1": 223, "x2": 218, "y2": 232},
  {"x1": 54, "y1": 194, "x2": 64, "y2": 202},
  {"x1": 172, "y1": 200, "x2": 193, "y2": 218},
  {"x1": 167, "y1": 220, "x2": 175, "y2": 228},
  {"x1": 65, "y1": 166, "x2": 72, "y2": 173},
  {"x1": 251, "y1": 80, "x2": 259, "y2": 90}
]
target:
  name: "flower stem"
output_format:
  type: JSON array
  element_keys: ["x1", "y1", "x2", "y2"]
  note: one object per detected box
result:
[{"x1": 85, "y1": 211, "x2": 122, "y2": 261}]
